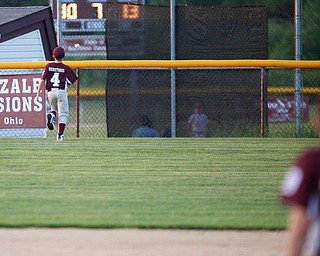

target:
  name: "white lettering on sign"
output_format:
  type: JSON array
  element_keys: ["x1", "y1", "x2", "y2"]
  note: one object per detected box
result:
[
  {"x1": 0, "y1": 77, "x2": 40, "y2": 94},
  {"x1": 3, "y1": 117, "x2": 24, "y2": 125},
  {"x1": 268, "y1": 96, "x2": 309, "y2": 123},
  {"x1": 0, "y1": 74, "x2": 45, "y2": 129},
  {"x1": 0, "y1": 79, "x2": 9, "y2": 93},
  {"x1": 0, "y1": 96, "x2": 42, "y2": 113}
]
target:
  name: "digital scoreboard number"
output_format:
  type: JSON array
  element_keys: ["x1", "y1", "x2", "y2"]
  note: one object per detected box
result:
[
  {"x1": 61, "y1": 2, "x2": 103, "y2": 19},
  {"x1": 53, "y1": 0, "x2": 140, "y2": 20}
]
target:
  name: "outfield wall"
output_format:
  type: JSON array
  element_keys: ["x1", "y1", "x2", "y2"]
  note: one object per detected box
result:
[{"x1": 0, "y1": 60, "x2": 319, "y2": 138}]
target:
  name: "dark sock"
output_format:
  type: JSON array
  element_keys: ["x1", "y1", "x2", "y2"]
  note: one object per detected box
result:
[{"x1": 58, "y1": 123, "x2": 66, "y2": 136}]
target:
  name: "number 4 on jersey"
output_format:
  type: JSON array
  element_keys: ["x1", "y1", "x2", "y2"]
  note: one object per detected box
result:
[{"x1": 50, "y1": 72, "x2": 60, "y2": 87}]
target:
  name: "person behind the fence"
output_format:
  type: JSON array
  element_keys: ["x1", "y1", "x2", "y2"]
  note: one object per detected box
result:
[
  {"x1": 188, "y1": 102, "x2": 208, "y2": 137},
  {"x1": 280, "y1": 98, "x2": 320, "y2": 256},
  {"x1": 161, "y1": 127, "x2": 172, "y2": 138},
  {"x1": 132, "y1": 115, "x2": 160, "y2": 138}
]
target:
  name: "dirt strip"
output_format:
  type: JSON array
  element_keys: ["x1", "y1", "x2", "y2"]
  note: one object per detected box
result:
[{"x1": 0, "y1": 228, "x2": 287, "y2": 256}]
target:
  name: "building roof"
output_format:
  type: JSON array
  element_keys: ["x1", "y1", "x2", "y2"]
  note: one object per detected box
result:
[{"x1": 0, "y1": 6, "x2": 57, "y2": 60}]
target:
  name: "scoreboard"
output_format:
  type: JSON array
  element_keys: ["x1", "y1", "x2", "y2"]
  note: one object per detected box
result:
[
  {"x1": 52, "y1": 0, "x2": 141, "y2": 22},
  {"x1": 51, "y1": 0, "x2": 143, "y2": 57}
]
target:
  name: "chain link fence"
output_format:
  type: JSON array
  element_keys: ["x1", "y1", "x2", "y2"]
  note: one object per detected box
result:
[{"x1": 1, "y1": 0, "x2": 320, "y2": 138}]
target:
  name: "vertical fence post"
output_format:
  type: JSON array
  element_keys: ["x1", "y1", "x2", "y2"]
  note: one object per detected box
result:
[
  {"x1": 170, "y1": 0, "x2": 176, "y2": 138},
  {"x1": 295, "y1": 0, "x2": 303, "y2": 137},
  {"x1": 76, "y1": 69, "x2": 80, "y2": 138},
  {"x1": 260, "y1": 68, "x2": 267, "y2": 138},
  {"x1": 56, "y1": 0, "x2": 62, "y2": 47}
]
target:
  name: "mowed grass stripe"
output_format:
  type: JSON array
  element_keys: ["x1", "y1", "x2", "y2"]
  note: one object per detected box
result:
[{"x1": 0, "y1": 138, "x2": 317, "y2": 229}]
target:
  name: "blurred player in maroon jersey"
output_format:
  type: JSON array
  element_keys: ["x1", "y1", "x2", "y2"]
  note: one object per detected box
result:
[
  {"x1": 281, "y1": 99, "x2": 320, "y2": 256},
  {"x1": 36, "y1": 47, "x2": 78, "y2": 141}
]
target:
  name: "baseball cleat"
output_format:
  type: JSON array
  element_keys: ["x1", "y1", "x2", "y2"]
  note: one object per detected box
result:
[
  {"x1": 57, "y1": 134, "x2": 64, "y2": 141},
  {"x1": 47, "y1": 113, "x2": 55, "y2": 130}
]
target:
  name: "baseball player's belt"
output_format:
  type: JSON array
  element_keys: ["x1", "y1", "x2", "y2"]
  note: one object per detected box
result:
[{"x1": 47, "y1": 88, "x2": 65, "y2": 92}]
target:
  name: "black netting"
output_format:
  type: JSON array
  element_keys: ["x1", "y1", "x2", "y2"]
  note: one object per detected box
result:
[
  {"x1": 176, "y1": 6, "x2": 268, "y2": 59},
  {"x1": 105, "y1": 4, "x2": 267, "y2": 137}
]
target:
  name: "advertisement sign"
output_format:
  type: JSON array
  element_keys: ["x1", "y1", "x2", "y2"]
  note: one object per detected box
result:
[
  {"x1": 268, "y1": 96, "x2": 309, "y2": 123},
  {"x1": 0, "y1": 74, "x2": 46, "y2": 131}
]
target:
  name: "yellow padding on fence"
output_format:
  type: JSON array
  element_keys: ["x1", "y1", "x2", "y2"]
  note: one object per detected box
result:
[
  {"x1": 1, "y1": 59, "x2": 320, "y2": 69},
  {"x1": 68, "y1": 87, "x2": 320, "y2": 97},
  {"x1": 68, "y1": 89, "x2": 105, "y2": 97},
  {"x1": 268, "y1": 87, "x2": 320, "y2": 94}
]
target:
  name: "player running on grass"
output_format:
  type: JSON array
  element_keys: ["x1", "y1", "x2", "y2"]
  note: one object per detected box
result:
[{"x1": 36, "y1": 47, "x2": 78, "y2": 141}]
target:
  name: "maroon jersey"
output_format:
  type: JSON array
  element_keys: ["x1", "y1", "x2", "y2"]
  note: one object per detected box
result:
[
  {"x1": 281, "y1": 149, "x2": 320, "y2": 208},
  {"x1": 281, "y1": 149, "x2": 320, "y2": 254},
  {"x1": 41, "y1": 62, "x2": 78, "y2": 91}
]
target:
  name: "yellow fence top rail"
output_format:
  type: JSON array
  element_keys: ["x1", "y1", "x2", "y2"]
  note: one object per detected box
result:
[
  {"x1": 67, "y1": 86, "x2": 320, "y2": 97},
  {"x1": 1, "y1": 59, "x2": 320, "y2": 69}
]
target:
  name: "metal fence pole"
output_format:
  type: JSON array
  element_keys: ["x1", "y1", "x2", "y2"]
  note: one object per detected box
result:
[
  {"x1": 76, "y1": 69, "x2": 80, "y2": 138},
  {"x1": 56, "y1": 0, "x2": 62, "y2": 47},
  {"x1": 260, "y1": 68, "x2": 266, "y2": 137},
  {"x1": 295, "y1": 0, "x2": 303, "y2": 137},
  {"x1": 170, "y1": 0, "x2": 176, "y2": 138}
]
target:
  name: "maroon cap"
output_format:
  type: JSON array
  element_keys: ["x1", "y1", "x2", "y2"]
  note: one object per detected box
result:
[
  {"x1": 194, "y1": 102, "x2": 202, "y2": 109},
  {"x1": 52, "y1": 47, "x2": 65, "y2": 59}
]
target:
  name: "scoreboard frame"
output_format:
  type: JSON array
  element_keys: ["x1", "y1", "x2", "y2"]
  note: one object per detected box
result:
[{"x1": 52, "y1": 0, "x2": 142, "y2": 20}]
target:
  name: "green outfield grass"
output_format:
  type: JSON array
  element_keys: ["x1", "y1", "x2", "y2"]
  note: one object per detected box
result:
[{"x1": 0, "y1": 137, "x2": 318, "y2": 230}]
